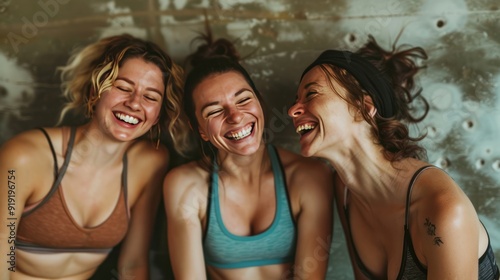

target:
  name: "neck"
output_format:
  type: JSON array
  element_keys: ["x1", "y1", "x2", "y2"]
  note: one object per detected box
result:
[
  {"x1": 320, "y1": 135, "x2": 405, "y2": 205},
  {"x1": 217, "y1": 143, "x2": 271, "y2": 186},
  {"x1": 70, "y1": 123, "x2": 133, "y2": 167}
]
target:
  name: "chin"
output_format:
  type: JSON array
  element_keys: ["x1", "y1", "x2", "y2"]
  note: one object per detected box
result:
[
  {"x1": 299, "y1": 145, "x2": 315, "y2": 158},
  {"x1": 237, "y1": 143, "x2": 261, "y2": 156},
  {"x1": 298, "y1": 137, "x2": 314, "y2": 157},
  {"x1": 113, "y1": 131, "x2": 138, "y2": 142},
  {"x1": 302, "y1": 139, "x2": 328, "y2": 159}
]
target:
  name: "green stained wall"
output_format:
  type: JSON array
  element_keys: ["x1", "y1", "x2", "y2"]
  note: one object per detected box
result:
[{"x1": 1, "y1": 0, "x2": 499, "y2": 278}]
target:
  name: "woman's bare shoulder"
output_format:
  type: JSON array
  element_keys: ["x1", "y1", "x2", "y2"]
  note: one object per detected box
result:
[
  {"x1": 127, "y1": 139, "x2": 170, "y2": 166},
  {"x1": 274, "y1": 146, "x2": 334, "y2": 206},
  {"x1": 0, "y1": 128, "x2": 59, "y2": 199},
  {"x1": 410, "y1": 166, "x2": 478, "y2": 231},
  {"x1": 1, "y1": 128, "x2": 60, "y2": 164},
  {"x1": 165, "y1": 161, "x2": 209, "y2": 187},
  {"x1": 163, "y1": 160, "x2": 210, "y2": 214},
  {"x1": 275, "y1": 146, "x2": 332, "y2": 178},
  {"x1": 412, "y1": 166, "x2": 465, "y2": 203}
]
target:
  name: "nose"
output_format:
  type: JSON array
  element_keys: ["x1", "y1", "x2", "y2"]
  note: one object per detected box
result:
[
  {"x1": 124, "y1": 91, "x2": 141, "y2": 110},
  {"x1": 226, "y1": 107, "x2": 243, "y2": 124},
  {"x1": 288, "y1": 102, "x2": 304, "y2": 118}
]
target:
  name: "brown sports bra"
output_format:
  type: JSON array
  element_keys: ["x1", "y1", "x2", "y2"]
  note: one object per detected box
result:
[{"x1": 16, "y1": 127, "x2": 130, "y2": 253}]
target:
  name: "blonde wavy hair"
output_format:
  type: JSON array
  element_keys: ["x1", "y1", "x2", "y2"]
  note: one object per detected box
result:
[{"x1": 57, "y1": 34, "x2": 191, "y2": 156}]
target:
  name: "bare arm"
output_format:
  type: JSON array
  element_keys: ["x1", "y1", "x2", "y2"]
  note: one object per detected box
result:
[
  {"x1": 163, "y1": 164, "x2": 207, "y2": 280},
  {"x1": 0, "y1": 133, "x2": 39, "y2": 280},
  {"x1": 417, "y1": 171, "x2": 481, "y2": 279},
  {"x1": 292, "y1": 160, "x2": 334, "y2": 279},
  {"x1": 117, "y1": 144, "x2": 169, "y2": 279}
]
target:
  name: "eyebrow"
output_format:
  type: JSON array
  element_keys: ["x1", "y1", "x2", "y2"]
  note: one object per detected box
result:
[
  {"x1": 200, "y1": 88, "x2": 253, "y2": 112},
  {"x1": 303, "y1": 81, "x2": 319, "y2": 89},
  {"x1": 294, "y1": 81, "x2": 320, "y2": 100},
  {"x1": 116, "y1": 77, "x2": 163, "y2": 96}
]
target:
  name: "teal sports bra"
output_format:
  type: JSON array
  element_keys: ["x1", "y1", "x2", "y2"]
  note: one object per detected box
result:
[{"x1": 203, "y1": 145, "x2": 297, "y2": 269}]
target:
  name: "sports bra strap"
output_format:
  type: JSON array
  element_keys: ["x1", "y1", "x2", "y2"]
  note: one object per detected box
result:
[
  {"x1": 404, "y1": 165, "x2": 434, "y2": 228},
  {"x1": 38, "y1": 128, "x2": 59, "y2": 178},
  {"x1": 23, "y1": 127, "x2": 77, "y2": 216},
  {"x1": 52, "y1": 127, "x2": 76, "y2": 194},
  {"x1": 122, "y1": 153, "x2": 128, "y2": 211}
]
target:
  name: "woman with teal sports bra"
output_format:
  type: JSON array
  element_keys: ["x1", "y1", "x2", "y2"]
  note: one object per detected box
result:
[{"x1": 163, "y1": 29, "x2": 334, "y2": 279}]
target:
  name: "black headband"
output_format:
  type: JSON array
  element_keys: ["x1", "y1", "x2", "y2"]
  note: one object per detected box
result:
[{"x1": 301, "y1": 50, "x2": 395, "y2": 118}]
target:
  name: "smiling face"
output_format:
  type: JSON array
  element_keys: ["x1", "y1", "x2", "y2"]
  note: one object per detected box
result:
[
  {"x1": 92, "y1": 57, "x2": 164, "y2": 142},
  {"x1": 193, "y1": 71, "x2": 265, "y2": 156},
  {"x1": 288, "y1": 66, "x2": 358, "y2": 157}
]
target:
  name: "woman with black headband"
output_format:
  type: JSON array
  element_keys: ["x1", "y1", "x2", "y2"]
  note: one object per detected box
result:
[{"x1": 288, "y1": 36, "x2": 499, "y2": 279}]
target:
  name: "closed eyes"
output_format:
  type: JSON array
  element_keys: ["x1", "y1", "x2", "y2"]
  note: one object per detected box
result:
[
  {"x1": 237, "y1": 97, "x2": 251, "y2": 104},
  {"x1": 206, "y1": 109, "x2": 223, "y2": 117},
  {"x1": 117, "y1": 86, "x2": 131, "y2": 92},
  {"x1": 306, "y1": 91, "x2": 318, "y2": 98},
  {"x1": 144, "y1": 95, "x2": 160, "y2": 102}
]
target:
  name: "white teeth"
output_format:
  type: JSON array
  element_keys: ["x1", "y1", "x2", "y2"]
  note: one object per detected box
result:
[
  {"x1": 230, "y1": 126, "x2": 252, "y2": 140},
  {"x1": 115, "y1": 113, "x2": 139, "y2": 125},
  {"x1": 296, "y1": 124, "x2": 316, "y2": 134}
]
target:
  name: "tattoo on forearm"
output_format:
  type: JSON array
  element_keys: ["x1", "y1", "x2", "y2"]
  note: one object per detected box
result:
[{"x1": 424, "y1": 218, "x2": 444, "y2": 246}]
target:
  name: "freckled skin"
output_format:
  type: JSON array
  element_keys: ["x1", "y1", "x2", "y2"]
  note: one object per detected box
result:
[
  {"x1": 288, "y1": 65, "x2": 494, "y2": 279},
  {"x1": 192, "y1": 72, "x2": 265, "y2": 157},
  {"x1": 0, "y1": 57, "x2": 170, "y2": 280},
  {"x1": 164, "y1": 70, "x2": 334, "y2": 280}
]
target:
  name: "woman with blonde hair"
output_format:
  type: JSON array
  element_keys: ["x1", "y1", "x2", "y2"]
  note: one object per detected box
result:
[{"x1": 0, "y1": 34, "x2": 189, "y2": 279}]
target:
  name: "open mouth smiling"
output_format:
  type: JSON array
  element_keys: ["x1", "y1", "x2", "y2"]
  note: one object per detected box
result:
[
  {"x1": 295, "y1": 123, "x2": 317, "y2": 136},
  {"x1": 225, "y1": 123, "x2": 254, "y2": 140},
  {"x1": 114, "y1": 112, "x2": 141, "y2": 125}
]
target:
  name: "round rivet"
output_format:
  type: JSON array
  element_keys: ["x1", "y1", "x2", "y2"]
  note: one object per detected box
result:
[
  {"x1": 492, "y1": 160, "x2": 500, "y2": 172},
  {"x1": 436, "y1": 157, "x2": 450, "y2": 168},
  {"x1": 475, "y1": 158, "x2": 485, "y2": 169},
  {"x1": 436, "y1": 19, "x2": 446, "y2": 28},
  {"x1": 345, "y1": 33, "x2": 357, "y2": 44},
  {"x1": 462, "y1": 119, "x2": 474, "y2": 130}
]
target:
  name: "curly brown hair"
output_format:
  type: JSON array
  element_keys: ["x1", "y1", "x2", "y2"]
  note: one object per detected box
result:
[{"x1": 317, "y1": 36, "x2": 429, "y2": 162}]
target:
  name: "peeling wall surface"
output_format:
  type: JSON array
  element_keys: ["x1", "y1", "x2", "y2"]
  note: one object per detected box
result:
[{"x1": 1, "y1": 0, "x2": 499, "y2": 279}]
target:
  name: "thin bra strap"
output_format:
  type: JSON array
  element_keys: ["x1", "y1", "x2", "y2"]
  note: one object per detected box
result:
[
  {"x1": 122, "y1": 153, "x2": 129, "y2": 211},
  {"x1": 47, "y1": 127, "x2": 76, "y2": 197},
  {"x1": 404, "y1": 165, "x2": 434, "y2": 227},
  {"x1": 202, "y1": 158, "x2": 217, "y2": 241},
  {"x1": 344, "y1": 185, "x2": 349, "y2": 210},
  {"x1": 267, "y1": 145, "x2": 284, "y2": 188},
  {"x1": 267, "y1": 144, "x2": 296, "y2": 225},
  {"x1": 38, "y1": 128, "x2": 59, "y2": 178},
  {"x1": 24, "y1": 127, "x2": 76, "y2": 216}
]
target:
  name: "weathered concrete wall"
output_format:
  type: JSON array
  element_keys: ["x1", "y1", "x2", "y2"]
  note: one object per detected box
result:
[{"x1": 1, "y1": 0, "x2": 499, "y2": 279}]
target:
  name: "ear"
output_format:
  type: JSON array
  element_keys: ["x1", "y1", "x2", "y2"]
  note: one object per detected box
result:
[
  {"x1": 190, "y1": 121, "x2": 209, "y2": 141},
  {"x1": 198, "y1": 126, "x2": 209, "y2": 142},
  {"x1": 363, "y1": 95, "x2": 378, "y2": 118}
]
